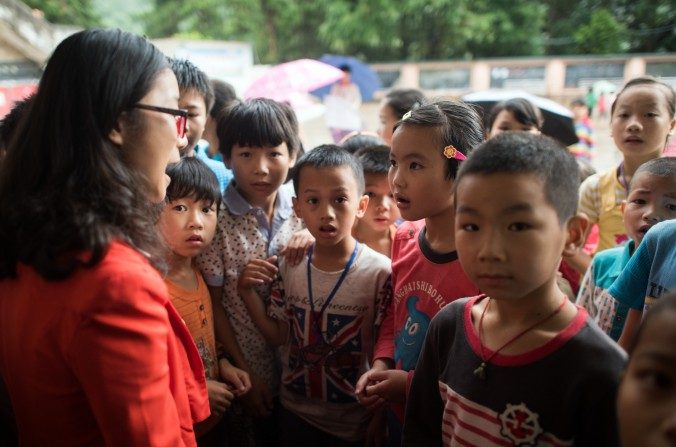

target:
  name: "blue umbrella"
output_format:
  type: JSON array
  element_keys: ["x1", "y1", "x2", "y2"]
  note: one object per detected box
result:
[{"x1": 311, "y1": 54, "x2": 381, "y2": 101}]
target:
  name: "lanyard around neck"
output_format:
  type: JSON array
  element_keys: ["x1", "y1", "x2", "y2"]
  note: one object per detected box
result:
[{"x1": 306, "y1": 242, "x2": 359, "y2": 332}]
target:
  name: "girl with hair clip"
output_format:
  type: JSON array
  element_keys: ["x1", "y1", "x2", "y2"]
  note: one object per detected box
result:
[
  {"x1": 355, "y1": 100, "x2": 483, "y2": 446},
  {"x1": 0, "y1": 29, "x2": 209, "y2": 446},
  {"x1": 486, "y1": 97, "x2": 543, "y2": 138}
]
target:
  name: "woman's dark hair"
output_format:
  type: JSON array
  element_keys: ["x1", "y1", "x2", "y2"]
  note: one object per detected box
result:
[
  {"x1": 611, "y1": 75, "x2": 675, "y2": 117},
  {"x1": 0, "y1": 29, "x2": 170, "y2": 280},
  {"x1": 340, "y1": 132, "x2": 385, "y2": 154},
  {"x1": 393, "y1": 100, "x2": 484, "y2": 179},
  {"x1": 217, "y1": 98, "x2": 301, "y2": 160},
  {"x1": 384, "y1": 88, "x2": 426, "y2": 119},
  {"x1": 165, "y1": 158, "x2": 221, "y2": 209},
  {"x1": 487, "y1": 98, "x2": 544, "y2": 133}
]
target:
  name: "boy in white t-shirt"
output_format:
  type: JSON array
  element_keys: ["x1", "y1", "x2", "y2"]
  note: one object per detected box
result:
[{"x1": 239, "y1": 145, "x2": 392, "y2": 445}]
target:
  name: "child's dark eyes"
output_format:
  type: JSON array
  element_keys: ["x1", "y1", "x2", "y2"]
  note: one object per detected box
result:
[
  {"x1": 366, "y1": 191, "x2": 376, "y2": 198},
  {"x1": 335, "y1": 196, "x2": 348, "y2": 204},
  {"x1": 389, "y1": 159, "x2": 397, "y2": 168},
  {"x1": 459, "y1": 223, "x2": 478, "y2": 232},
  {"x1": 172, "y1": 204, "x2": 187, "y2": 212},
  {"x1": 667, "y1": 203, "x2": 676, "y2": 211},
  {"x1": 409, "y1": 162, "x2": 422, "y2": 170},
  {"x1": 630, "y1": 199, "x2": 646, "y2": 205},
  {"x1": 635, "y1": 369, "x2": 673, "y2": 392},
  {"x1": 305, "y1": 198, "x2": 318, "y2": 205},
  {"x1": 507, "y1": 222, "x2": 532, "y2": 231}
]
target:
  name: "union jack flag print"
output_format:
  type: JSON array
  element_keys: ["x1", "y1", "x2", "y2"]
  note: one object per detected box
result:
[{"x1": 283, "y1": 304, "x2": 365, "y2": 403}]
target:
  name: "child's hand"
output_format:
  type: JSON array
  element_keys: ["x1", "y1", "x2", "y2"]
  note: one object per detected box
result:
[
  {"x1": 218, "y1": 358, "x2": 251, "y2": 396},
  {"x1": 356, "y1": 361, "x2": 389, "y2": 411},
  {"x1": 363, "y1": 369, "x2": 408, "y2": 405},
  {"x1": 206, "y1": 379, "x2": 234, "y2": 417},
  {"x1": 240, "y1": 372, "x2": 274, "y2": 418},
  {"x1": 237, "y1": 256, "x2": 278, "y2": 293},
  {"x1": 279, "y1": 228, "x2": 314, "y2": 266}
]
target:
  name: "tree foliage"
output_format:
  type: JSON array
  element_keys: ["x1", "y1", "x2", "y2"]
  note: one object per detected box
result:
[
  {"x1": 23, "y1": 0, "x2": 101, "y2": 27},
  {"x1": 140, "y1": 0, "x2": 674, "y2": 63}
]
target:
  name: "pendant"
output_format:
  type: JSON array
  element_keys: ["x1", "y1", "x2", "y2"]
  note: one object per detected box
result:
[{"x1": 473, "y1": 362, "x2": 486, "y2": 380}]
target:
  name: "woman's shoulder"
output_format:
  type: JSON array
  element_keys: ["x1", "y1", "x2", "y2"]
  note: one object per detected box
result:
[{"x1": 83, "y1": 242, "x2": 168, "y2": 307}]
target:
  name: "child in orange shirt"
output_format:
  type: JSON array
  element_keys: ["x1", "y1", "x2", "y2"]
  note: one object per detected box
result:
[{"x1": 159, "y1": 157, "x2": 251, "y2": 444}]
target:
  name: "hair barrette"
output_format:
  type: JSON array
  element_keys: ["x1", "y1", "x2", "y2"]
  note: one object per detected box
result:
[
  {"x1": 401, "y1": 110, "x2": 412, "y2": 121},
  {"x1": 443, "y1": 145, "x2": 467, "y2": 161}
]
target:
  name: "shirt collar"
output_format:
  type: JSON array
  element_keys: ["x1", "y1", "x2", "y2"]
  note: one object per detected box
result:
[{"x1": 223, "y1": 181, "x2": 295, "y2": 219}]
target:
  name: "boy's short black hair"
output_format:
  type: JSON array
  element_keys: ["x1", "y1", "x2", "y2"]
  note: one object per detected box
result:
[
  {"x1": 217, "y1": 98, "x2": 301, "y2": 160},
  {"x1": 169, "y1": 58, "x2": 214, "y2": 111},
  {"x1": 209, "y1": 79, "x2": 238, "y2": 119},
  {"x1": 292, "y1": 145, "x2": 365, "y2": 196},
  {"x1": 631, "y1": 157, "x2": 676, "y2": 189},
  {"x1": 165, "y1": 157, "x2": 221, "y2": 209},
  {"x1": 340, "y1": 132, "x2": 385, "y2": 154},
  {"x1": 455, "y1": 132, "x2": 579, "y2": 223},
  {"x1": 354, "y1": 145, "x2": 391, "y2": 175},
  {"x1": 394, "y1": 100, "x2": 484, "y2": 180}
]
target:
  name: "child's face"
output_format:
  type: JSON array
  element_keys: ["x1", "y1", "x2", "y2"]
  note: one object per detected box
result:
[
  {"x1": 389, "y1": 125, "x2": 454, "y2": 222},
  {"x1": 159, "y1": 196, "x2": 218, "y2": 259},
  {"x1": 623, "y1": 171, "x2": 676, "y2": 245},
  {"x1": 178, "y1": 89, "x2": 208, "y2": 155},
  {"x1": 611, "y1": 85, "x2": 676, "y2": 157},
  {"x1": 361, "y1": 173, "x2": 399, "y2": 233},
  {"x1": 572, "y1": 104, "x2": 588, "y2": 121},
  {"x1": 377, "y1": 101, "x2": 398, "y2": 145},
  {"x1": 617, "y1": 307, "x2": 676, "y2": 447},
  {"x1": 489, "y1": 110, "x2": 541, "y2": 138},
  {"x1": 227, "y1": 143, "x2": 294, "y2": 207},
  {"x1": 293, "y1": 165, "x2": 368, "y2": 250},
  {"x1": 455, "y1": 173, "x2": 571, "y2": 301}
]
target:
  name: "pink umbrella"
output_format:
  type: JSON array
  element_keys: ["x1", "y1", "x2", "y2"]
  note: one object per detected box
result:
[{"x1": 244, "y1": 59, "x2": 344, "y2": 103}]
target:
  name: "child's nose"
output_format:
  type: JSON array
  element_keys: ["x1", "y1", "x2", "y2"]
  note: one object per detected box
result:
[
  {"x1": 477, "y1": 230, "x2": 505, "y2": 261},
  {"x1": 254, "y1": 157, "x2": 269, "y2": 174}
]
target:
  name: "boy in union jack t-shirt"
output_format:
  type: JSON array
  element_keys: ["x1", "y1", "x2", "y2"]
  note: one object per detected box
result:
[{"x1": 239, "y1": 146, "x2": 392, "y2": 445}]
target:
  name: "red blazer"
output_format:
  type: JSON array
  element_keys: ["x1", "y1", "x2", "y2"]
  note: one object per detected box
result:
[{"x1": 0, "y1": 242, "x2": 209, "y2": 446}]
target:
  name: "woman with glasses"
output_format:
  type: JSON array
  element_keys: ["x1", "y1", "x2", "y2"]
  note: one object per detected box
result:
[{"x1": 0, "y1": 29, "x2": 209, "y2": 446}]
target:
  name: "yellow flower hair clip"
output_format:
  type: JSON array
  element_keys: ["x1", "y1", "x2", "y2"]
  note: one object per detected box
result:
[{"x1": 443, "y1": 145, "x2": 467, "y2": 161}]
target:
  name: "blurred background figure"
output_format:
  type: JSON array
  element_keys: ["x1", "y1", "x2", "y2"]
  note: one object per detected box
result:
[
  {"x1": 377, "y1": 89, "x2": 426, "y2": 145},
  {"x1": 570, "y1": 98, "x2": 595, "y2": 162},
  {"x1": 324, "y1": 64, "x2": 362, "y2": 143}
]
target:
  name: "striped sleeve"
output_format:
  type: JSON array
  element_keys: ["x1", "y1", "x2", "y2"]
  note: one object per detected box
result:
[{"x1": 578, "y1": 173, "x2": 602, "y2": 225}]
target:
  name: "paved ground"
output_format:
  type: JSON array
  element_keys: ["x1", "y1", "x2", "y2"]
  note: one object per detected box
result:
[{"x1": 299, "y1": 102, "x2": 620, "y2": 174}]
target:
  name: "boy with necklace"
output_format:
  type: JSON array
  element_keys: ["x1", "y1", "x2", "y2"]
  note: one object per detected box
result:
[
  {"x1": 404, "y1": 133, "x2": 626, "y2": 446},
  {"x1": 239, "y1": 145, "x2": 392, "y2": 445}
]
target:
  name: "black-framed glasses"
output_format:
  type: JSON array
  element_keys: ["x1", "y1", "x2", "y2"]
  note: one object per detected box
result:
[{"x1": 133, "y1": 103, "x2": 188, "y2": 139}]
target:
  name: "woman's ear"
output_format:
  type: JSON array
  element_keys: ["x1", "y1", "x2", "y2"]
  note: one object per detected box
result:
[
  {"x1": 563, "y1": 213, "x2": 589, "y2": 257},
  {"x1": 108, "y1": 117, "x2": 125, "y2": 146}
]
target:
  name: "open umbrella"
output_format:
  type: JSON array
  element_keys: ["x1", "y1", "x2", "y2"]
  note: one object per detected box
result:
[
  {"x1": 311, "y1": 54, "x2": 381, "y2": 101},
  {"x1": 244, "y1": 59, "x2": 344, "y2": 103},
  {"x1": 462, "y1": 90, "x2": 578, "y2": 146}
]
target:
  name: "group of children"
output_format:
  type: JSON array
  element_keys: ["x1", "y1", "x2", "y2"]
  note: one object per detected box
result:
[{"x1": 49, "y1": 57, "x2": 673, "y2": 447}]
